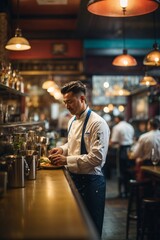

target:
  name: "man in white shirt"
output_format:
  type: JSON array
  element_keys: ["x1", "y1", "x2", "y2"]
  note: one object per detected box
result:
[
  {"x1": 49, "y1": 81, "x2": 110, "y2": 237},
  {"x1": 110, "y1": 115, "x2": 135, "y2": 198},
  {"x1": 132, "y1": 118, "x2": 160, "y2": 164}
]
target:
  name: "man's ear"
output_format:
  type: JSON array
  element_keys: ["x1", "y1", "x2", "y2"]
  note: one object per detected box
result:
[{"x1": 80, "y1": 95, "x2": 86, "y2": 102}]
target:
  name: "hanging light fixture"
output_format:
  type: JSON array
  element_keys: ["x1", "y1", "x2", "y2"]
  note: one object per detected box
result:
[
  {"x1": 105, "y1": 84, "x2": 131, "y2": 96},
  {"x1": 112, "y1": 19, "x2": 137, "y2": 67},
  {"x1": 5, "y1": 0, "x2": 31, "y2": 51},
  {"x1": 143, "y1": 12, "x2": 160, "y2": 66},
  {"x1": 140, "y1": 73, "x2": 157, "y2": 86},
  {"x1": 143, "y1": 43, "x2": 160, "y2": 66},
  {"x1": 42, "y1": 75, "x2": 54, "y2": 89},
  {"x1": 87, "y1": 0, "x2": 159, "y2": 17},
  {"x1": 112, "y1": 49, "x2": 137, "y2": 66}
]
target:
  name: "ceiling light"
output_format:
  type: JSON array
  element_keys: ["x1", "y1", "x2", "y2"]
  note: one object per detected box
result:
[
  {"x1": 5, "y1": 28, "x2": 31, "y2": 51},
  {"x1": 113, "y1": 85, "x2": 131, "y2": 96},
  {"x1": 140, "y1": 74, "x2": 157, "y2": 86},
  {"x1": 105, "y1": 84, "x2": 131, "y2": 96},
  {"x1": 42, "y1": 80, "x2": 54, "y2": 89},
  {"x1": 143, "y1": 12, "x2": 160, "y2": 66},
  {"x1": 118, "y1": 105, "x2": 125, "y2": 112},
  {"x1": 143, "y1": 43, "x2": 160, "y2": 66},
  {"x1": 87, "y1": 0, "x2": 158, "y2": 17},
  {"x1": 5, "y1": 0, "x2": 31, "y2": 51},
  {"x1": 112, "y1": 49, "x2": 137, "y2": 66},
  {"x1": 112, "y1": 19, "x2": 137, "y2": 67}
]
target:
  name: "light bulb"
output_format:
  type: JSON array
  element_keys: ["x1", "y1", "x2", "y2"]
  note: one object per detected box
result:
[
  {"x1": 47, "y1": 86, "x2": 55, "y2": 92},
  {"x1": 120, "y1": 0, "x2": 128, "y2": 8},
  {"x1": 155, "y1": 57, "x2": 160, "y2": 64},
  {"x1": 123, "y1": 59, "x2": 128, "y2": 66},
  {"x1": 103, "y1": 82, "x2": 109, "y2": 88},
  {"x1": 119, "y1": 90, "x2": 123, "y2": 95},
  {"x1": 16, "y1": 43, "x2": 21, "y2": 49}
]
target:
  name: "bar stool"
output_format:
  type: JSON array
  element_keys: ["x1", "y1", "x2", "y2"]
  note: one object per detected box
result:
[
  {"x1": 126, "y1": 179, "x2": 153, "y2": 240},
  {"x1": 140, "y1": 198, "x2": 160, "y2": 240}
]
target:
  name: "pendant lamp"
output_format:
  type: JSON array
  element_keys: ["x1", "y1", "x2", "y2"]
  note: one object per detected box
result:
[
  {"x1": 87, "y1": 0, "x2": 159, "y2": 17},
  {"x1": 105, "y1": 84, "x2": 130, "y2": 96},
  {"x1": 42, "y1": 80, "x2": 54, "y2": 89},
  {"x1": 113, "y1": 85, "x2": 131, "y2": 96},
  {"x1": 112, "y1": 19, "x2": 137, "y2": 67},
  {"x1": 143, "y1": 12, "x2": 160, "y2": 66},
  {"x1": 112, "y1": 49, "x2": 137, "y2": 66},
  {"x1": 143, "y1": 43, "x2": 160, "y2": 66},
  {"x1": 5, "y1": 0, "x2": 31, "y2": 51},
  {"x1": 140, "y1": 74, "x2": 157, "y2": 86}
]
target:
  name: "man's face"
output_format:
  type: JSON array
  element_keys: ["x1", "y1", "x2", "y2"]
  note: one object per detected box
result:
[{"x1": 63, "y1": 91, "x2": 85, "y2": 116}]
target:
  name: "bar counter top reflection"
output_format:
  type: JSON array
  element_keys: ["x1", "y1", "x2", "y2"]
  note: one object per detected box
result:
[
  {"x1": 0, "y1": 168, "x2": 99, "y2": 240},
  {"x1": 141, "y1": 166, "x2": 160, "y2": 178}
]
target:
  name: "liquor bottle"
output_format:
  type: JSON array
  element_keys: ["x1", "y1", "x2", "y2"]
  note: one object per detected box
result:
[
  {"x1": 20, "y1": 75, "x2": 24, "y2": 93},
  {"x1": 0, "y1": 62, "x2": 5, "y2": 84},
  {"x1": 0, "y1": 103, "x2": 4, "y2": 124},
  {"x1": 7, "y1": 63, "x2": 13, "y2": 87}
]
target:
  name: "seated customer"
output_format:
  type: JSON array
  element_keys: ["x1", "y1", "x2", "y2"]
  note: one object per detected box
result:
[
  {"x1": 134, "y1": 121, "x2": 147, "y2": 141},
  {"x1": 131, "y1": 118, "x2": 160, "y2": 181},
  {"x1": 131, "y1": 118, "x2": 160, "y2": 166}
]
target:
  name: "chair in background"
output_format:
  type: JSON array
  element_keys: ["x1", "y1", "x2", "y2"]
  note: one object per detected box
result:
[
  {"x1": 126, "y1": 179, "x2": 153, "y2": 240},
  {"x1": 140, "y1": 198, "x2": 160, "y2": 240}
]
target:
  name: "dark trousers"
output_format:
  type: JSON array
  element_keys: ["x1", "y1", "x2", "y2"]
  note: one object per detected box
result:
[{"x1": 69, "y1": 173, "x2": 106, "y2": 238}]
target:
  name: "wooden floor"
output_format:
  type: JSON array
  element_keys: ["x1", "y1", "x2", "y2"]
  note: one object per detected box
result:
[{"x1": 102, "y1": 171, "x2": 136, "y2": 240}]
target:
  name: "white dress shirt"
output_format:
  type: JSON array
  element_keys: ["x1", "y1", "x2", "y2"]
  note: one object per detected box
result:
[
  {"x1": 60, "y1": 107, "x2": 110, "y2": 175},
  {"x1": 132, "y1": 130, "x2": 160, "y2": 161},
  {"x1": 111, "y1": 121, "x2": 134, "y2": 146}
]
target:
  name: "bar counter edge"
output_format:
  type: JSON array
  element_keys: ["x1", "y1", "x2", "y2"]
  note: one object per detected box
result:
[{"x1": 0, "y1": 167, "x2": 100, "y2": 240}]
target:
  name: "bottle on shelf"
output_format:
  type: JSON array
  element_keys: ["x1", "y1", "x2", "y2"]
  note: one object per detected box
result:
[
  {"x1": 4, "y1": 104, "x2": 9, "y2": 123},
  {"x1": 20, "y1": 75, "x2": 24, "y2": 93},
  {"x1": 7, "y1": 63, "x2": 13, "y2": 88},
  {"x1": 0, "y1": 62, "x2": 6, "y2": 85},
  {"x1": 0, "y1": 103, "x2": 4, "y2": 124},
  {"x1": 15, "y1": 70, "x2": 21, "y2": 91}
]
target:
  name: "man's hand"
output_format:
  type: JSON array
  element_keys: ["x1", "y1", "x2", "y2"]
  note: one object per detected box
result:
[
  {"x1": 48, "y1": 154, "x2": 67, "y2": 166},
  {"x1": 48, "y1": 147, "x2": 63, "y2": 156}
]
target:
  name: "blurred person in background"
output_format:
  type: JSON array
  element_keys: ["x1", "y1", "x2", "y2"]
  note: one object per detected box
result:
[
  {"x1": 131, "y1": 118, "x2": 160, "y2": 166},
  {"x1": 134, "y1": 121, "x2": 147, "y2": 141},
  {"x1": 110, "y1": 115, "x2": 135, "y2": 198},
  {"x1": 58, "y1": 111, "x2": 72, "y2": 138},
  {"x1": 48, "y1": 81, "x2": 110, "y2": 237}
]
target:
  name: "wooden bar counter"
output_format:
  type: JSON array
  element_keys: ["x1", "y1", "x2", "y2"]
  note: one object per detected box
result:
[
  {"x1": 141, "y1": 166, "x2": 160, "y2": 178},
  {"x1": 0, "y1": 168, "x2": 99, "y2": 240}
]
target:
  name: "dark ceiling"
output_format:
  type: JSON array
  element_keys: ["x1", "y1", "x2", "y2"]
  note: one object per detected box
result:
[
  {"x1": 8, "y1": 0, "x2": 160, "y2": 44},
  {"x1": 2, "y1": 0, "x2": 160, "y2": 88}
]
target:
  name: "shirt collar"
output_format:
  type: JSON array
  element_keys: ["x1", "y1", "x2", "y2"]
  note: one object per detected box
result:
[{"x1": 77, "y1": 106, "x2": 89, "y2": 120}]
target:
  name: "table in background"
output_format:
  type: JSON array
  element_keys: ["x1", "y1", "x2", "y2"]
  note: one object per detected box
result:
[{"x1": 141, "y1": 166, "x2": 160, "y2": 197}]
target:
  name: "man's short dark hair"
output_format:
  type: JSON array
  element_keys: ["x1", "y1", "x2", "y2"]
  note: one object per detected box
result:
[
  {"x1": 149, "y1": 118, "x2": 160, "y2": 130},
  {"x1": 61, "y1": 81, "x2": 86, "y2": 95},
  {"x1": 115, "y1": 114, "x2": 124, "y2": 121}
]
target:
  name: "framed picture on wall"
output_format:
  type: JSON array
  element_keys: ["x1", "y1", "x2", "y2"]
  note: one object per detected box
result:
[
  {"x1": 132, "y1": 93, "x2": 148, "y2": 119},
  {"x1": 52, "y1": 43, "x2": 67, "y2": 55}
]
